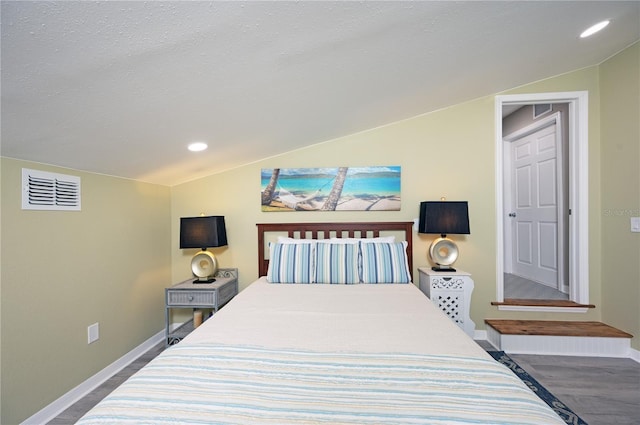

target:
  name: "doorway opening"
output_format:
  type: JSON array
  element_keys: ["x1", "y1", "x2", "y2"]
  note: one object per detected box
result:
[
  {"x1": 503, "y1": 110, "x2": 567, "y2": 300},
  {"x1": 495, "y1": 92, "x2": 589, "y2": 308}
]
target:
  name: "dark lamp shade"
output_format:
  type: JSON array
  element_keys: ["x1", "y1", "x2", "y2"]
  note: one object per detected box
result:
[
  {"x1": 418, "y1": 201, "x2": 470, "y2": 235},
  {"x1": 180, "y1": 216, "x2": 228, "y2": 249}
]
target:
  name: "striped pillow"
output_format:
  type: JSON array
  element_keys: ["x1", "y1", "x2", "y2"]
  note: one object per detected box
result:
[
  {"x1": 360, "y1": 241, "x2": 411, "y2": 284},
  {"x1": 266, "y1": 242, "x2": 314, "y2": 283},
  {"x1": 314, "y1": 242, "x2": 360, "y2": 284}
]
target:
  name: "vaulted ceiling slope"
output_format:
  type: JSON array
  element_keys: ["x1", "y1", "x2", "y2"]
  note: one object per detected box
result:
[{"x1": 2, "y1": 1, "x2": 639, "y2": 186}]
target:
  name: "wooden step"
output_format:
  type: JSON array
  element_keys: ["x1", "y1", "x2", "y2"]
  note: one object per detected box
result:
[
  {"x1": 491, "y1": 299, "x2": 595, "y2": 308},
  {"x1": 485, "y1": 319, "x2": 632, "y2": 338},
  {"x1": 485, "y1": 319, "x2": 632, "y2": 357}
]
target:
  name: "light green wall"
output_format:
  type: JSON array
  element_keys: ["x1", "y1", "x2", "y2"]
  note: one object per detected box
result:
[
  {"x1": 600, "y1": 42, "x2": 640, "y2": 348},
  {"x1": 171, "y1": 97, "x2": 497, "y2": 296},
  {"x1": 172, "y1": 65, "x2": 609, "y2": 332},
  {"x1": 1, "y1": 158, "x2": 172, "y2": 424}
]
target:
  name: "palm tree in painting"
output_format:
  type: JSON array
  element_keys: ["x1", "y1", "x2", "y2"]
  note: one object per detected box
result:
[
  {"x1": 321, "y1": 167, "x2": 348, "y2": 211},
  {"x1": 261, "y1": 168, "x2": 280, "y2": 205}
]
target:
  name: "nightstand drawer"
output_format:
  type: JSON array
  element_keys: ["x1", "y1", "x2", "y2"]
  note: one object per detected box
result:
[
  {"x1": 166, "y1": 290, "x2": 215, "y2": 306},
  {"x1": 430, "y1": 276, "x2": 466, "y2": 291}
]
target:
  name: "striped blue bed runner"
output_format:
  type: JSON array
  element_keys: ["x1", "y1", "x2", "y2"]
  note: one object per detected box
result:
[{"x1": 78, "y1": 344, "x2": 564, "y2": 424}]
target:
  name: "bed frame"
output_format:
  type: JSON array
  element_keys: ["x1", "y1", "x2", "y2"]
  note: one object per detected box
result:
[{"x1": 257, "y1": 222, "x2": 414, "y2": 280}]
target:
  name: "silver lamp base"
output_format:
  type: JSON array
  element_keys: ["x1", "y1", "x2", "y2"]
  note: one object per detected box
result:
[
  {"x1": 429, "y1": 237, "x2": 459, "y2": 271},
  {"x1": 191, "y1": 250, "x2": 219, "y2": 284}
]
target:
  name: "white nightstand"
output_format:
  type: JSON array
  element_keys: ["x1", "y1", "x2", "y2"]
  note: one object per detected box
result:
[{"x1": 418, "y1": 267, "x2": 476, "y2": 337}]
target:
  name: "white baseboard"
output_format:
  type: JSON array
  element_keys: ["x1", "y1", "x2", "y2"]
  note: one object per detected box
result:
[
  {"x1": 21, "y1": 329, "x2": 166, "y2": 425},
  {"x1": 630, "y1": 347, "x2": 640, "y2": 363},
  {"x1": 473, "y1": 329, "x2": 488, "y2": 341},
  {"x1": 501, "y1": 334, "x2": 630, "y2": 357}
]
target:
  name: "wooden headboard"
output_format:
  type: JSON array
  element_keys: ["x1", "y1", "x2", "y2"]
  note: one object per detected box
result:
[{"x1": 257, "y1": 222, "x2": 414, "y2": 280}]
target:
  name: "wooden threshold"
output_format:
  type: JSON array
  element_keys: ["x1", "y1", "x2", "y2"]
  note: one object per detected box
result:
[
  {"x1": 485, "y1": 319, "x2": 633, "y2": 338},
  {"x1": 491, "y1": 299, "x2": 595, "y2": 308}
]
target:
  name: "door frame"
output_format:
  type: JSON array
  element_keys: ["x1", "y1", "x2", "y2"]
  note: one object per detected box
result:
[
  {"x1": 503, "y1": 112, "x2": 565, "y2": 292},
  {"x1": 495, "y1": 91, "x2": 589, "y2": 306}
]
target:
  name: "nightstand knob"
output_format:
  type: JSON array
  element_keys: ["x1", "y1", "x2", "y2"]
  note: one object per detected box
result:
[{"x1": 188, "y1": 296, "x2": 194, "y2": 301}]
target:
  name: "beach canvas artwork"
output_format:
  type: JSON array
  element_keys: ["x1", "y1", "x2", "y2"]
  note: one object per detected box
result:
[{"x1": 261, "y1": 166, "x2": 401, "y2": 212}]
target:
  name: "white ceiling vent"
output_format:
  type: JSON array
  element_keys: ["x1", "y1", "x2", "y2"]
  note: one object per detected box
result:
[{"x1": 22, "y1": 168, "x2": 81, "y2": 211}]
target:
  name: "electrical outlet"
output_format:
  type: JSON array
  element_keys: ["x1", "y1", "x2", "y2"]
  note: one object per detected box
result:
[
  {"x1": 631, "y1": 217, "x2": 640, "y2": 233},
  {"x1": 88, "y1": 323, "x2": 99, "y2": 344}
]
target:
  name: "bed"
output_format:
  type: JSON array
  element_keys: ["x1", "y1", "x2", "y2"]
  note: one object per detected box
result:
[{"x1": 78, "y1": 221, "x2": 564, "y2": 424}]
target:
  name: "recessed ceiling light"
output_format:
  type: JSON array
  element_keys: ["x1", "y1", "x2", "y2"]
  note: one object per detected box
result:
[
  {"x1": 580, "y1": 20, "x2": 610, "y2": 38},
  {"x1": 188, "y1": 142, "x2": 208, "y2": 152}
]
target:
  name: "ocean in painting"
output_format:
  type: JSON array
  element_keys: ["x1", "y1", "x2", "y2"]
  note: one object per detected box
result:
[{"x1": 261, "y1": 167, "x2": 401, "y2": 211}]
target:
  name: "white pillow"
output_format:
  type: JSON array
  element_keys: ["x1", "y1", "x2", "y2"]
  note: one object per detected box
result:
[
  {"x1": 277, "y1": 236, "x2": 317, "y2": 244},
  {"x1": 329, "y1": 236, "x2": 395, "y2": 244}
]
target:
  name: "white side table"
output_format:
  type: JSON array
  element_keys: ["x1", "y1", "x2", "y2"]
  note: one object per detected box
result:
[{"x1": 418, "y1": 267, "x2": 476, "y2": 337}]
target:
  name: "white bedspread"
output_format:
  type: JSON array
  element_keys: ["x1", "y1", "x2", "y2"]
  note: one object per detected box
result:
[
  {"x1": 78, "y1": 279, "x2": 565, "y2": 424},
  {"x1": 184, "y1": 278, "x2": 488, "y2": 357}
]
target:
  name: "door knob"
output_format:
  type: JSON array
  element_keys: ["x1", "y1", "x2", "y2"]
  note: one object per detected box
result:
[{"x1": 508, "y1": 212, "x2": 516, "y2": 217}]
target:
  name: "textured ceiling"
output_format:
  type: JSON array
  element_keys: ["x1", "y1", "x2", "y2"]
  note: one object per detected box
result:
[{"x1": 2, "y1": 1, "x2": 639, "y2": 186}]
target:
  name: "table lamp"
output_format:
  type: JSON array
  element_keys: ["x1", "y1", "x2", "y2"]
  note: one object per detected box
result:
[
  {"x1": 180, "y1": 216, "x2": 227, "y2": 283},
  {"x1": 418, "y1": 201, "x2": 470, "y2": 272}
]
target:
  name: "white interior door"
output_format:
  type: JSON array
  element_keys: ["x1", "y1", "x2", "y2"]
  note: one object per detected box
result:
[{"x1": 509, "y1": 123, "x2": 560, "y2": 288}]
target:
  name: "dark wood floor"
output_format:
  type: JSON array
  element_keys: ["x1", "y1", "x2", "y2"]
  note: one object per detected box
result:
[
  {"x1": 475, "y1": 340, "x2": 640, "y2": 425},
  {"x1": 511, "y1": 352, "x2": 640, "y2": 425},
  {"x1": 50, "y1": 341, "x2": 640, "y2": 425}
]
